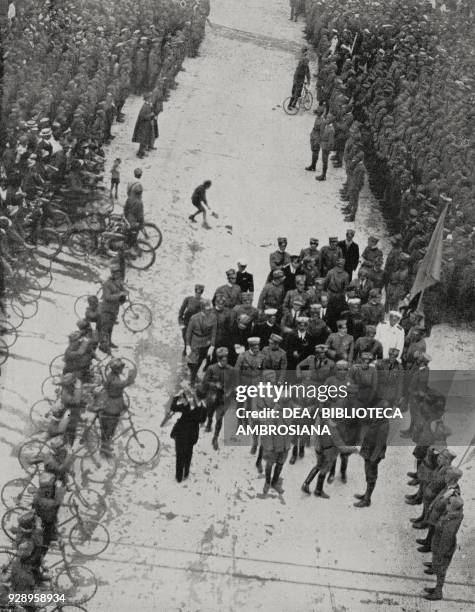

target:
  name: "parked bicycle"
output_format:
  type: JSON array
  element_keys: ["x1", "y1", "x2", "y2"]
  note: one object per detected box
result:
[
  {"x1": 283, "y1": 82, "x2": 314, "y2": 115},
  {"x1": 74, "y1": 292, "x2": 153, "y2": 334},
  {"x1": 0, "y1": 538, "x2": 98, "y2": 604}
]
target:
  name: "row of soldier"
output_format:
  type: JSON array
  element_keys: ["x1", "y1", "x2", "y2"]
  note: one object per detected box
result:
[{"x1": 303, "y1": 0, "x2": 475, "y2": 325}]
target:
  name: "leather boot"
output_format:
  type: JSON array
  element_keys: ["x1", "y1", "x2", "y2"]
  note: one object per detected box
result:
[
  {"x1": 354, "y1": 482, "x2": 374, "y2": 507},
  {"x1": 314, "y1": 473, "x2": 330, "y2": 498},
  {"x1": 289, "y1": 445, "x2": 298, "y2": 465},
  {"x1": 301, "y1": 466, "x2": 319, "y2": 494},
  {"x1": 271, "y1": 464, "x2": 284, "y2": 494}
]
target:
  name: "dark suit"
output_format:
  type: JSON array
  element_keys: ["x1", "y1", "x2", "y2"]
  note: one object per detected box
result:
[
  {"x1": 255, "y1": 321, "x2": 281, "y2": 349},
  {"x1": 282, "y1": 263, "x2": 300, "y2": 292},
  {"x1": 338, "y1": 240, "x2": 360, "y2": 280},
  {"x1": 170, "y1": 395, "x2": 206, "y2": 482},
  {"x1": 236, "y1": 271, "x2": 254, "y2": 293},
  {"x1": 285, "y1": 331, "x2": 315, "y2": 371}
]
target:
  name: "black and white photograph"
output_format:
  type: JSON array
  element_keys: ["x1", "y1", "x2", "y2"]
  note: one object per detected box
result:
[{"x1": 0, "y1": 0, "x2": 474, "y2": 610}]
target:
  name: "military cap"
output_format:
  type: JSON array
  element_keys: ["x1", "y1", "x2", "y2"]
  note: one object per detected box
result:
[
  {"x1": 194, "y1": 284, "x2": 204, "y2": 291},
  {"x1": 310, "y1": 303, "x2": 322, "y2": 309},
  {"x1": 400, "y1": 252, "x2": 410, "y2": 261},
  {"x1": 389, "y1": 234, "x2": 402, "y2": 244},
  {"x1": 216, "y1": 347, "x2": 228, "y2": 357},
  {"x1": 336, "y1": 360, "x2": 349, "y2": 368},
  {"x1": 369, "y1": 289, "x2": 380, "y2": 298},
  {"x1": 272, "y1": 269, "x2": 285, "y2": 279},
  {"x1": 409, "y1": 209, "x2": 418, "y2": 216},
  {"x1": 226, "y1": 268, "x2": 236, "y2": 276},
  {"x1": 68, "y1": 331, "x2": 82, "y2": 342},
  {"x1": 296, "y1": 316, "x2": 309, "y2": 324},
  {"x1": 238, "y1": 314, "x2": 251, "y2": 324},
  {"x1": 368, "y1": 235, "x2": 379, "y2": 242},
  {"x1": 290, "y1": 254, "x2": 300, "y2": 260},
  {"x1": 264, "y1": 308, "x2": 278, "y2": 316},
  {"x1": 277, "y1": 236, "x2": 287, "y2": 242},
  {"x1": 247, "y1": 337, "x2": 260, "y2": 345},
  {"x1": 269, "y1": 333, "x2": 283, "y2": 343},
  {"x1": 314, "y1": 278, "x2": 325, "y2": 285},
  {"x1": 388, "y1": 347, "x2": 400, "y2": 354},
  {"x1": 315, "y1": 344, "x2": 327, "y2": 350},
  {"x1": 418, "y1": 353, "x2": 432, "y2": 362},
  {"x1": 348, "y1": 298, "x2": 361, "y2": 305},
  {"x1": 329, "y1": 236, "x2": 338, "y2": 241},
  {"x1": 237, "y1": 258, "x2": 247, "y2": 266}
]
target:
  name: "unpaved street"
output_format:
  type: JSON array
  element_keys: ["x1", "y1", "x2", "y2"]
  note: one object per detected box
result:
[{"x1": 1, "y1": 1, "x2": 474, "y2": 611}]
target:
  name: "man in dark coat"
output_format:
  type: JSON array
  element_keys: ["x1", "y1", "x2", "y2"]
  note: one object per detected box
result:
[
  {"x1": 353, "y1": 416, "x2": 390, "y2": 507},
  {"x1": 170, "y1": 384, "x2": 207, "y2": 482},
  {"x1": 285, "y1": 317, "x2": 314, "y2": 371},
  {"x1": 132, "y1": 93, "x2": 154, "y2": 158},
  {"x1": 338, "y1": 229, "x2": 360, "y2": 281}
]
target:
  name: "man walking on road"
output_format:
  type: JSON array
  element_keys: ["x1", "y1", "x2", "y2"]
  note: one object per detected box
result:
[{"x1": 189, "y1": 180, "x2": 212, "y2": 228}]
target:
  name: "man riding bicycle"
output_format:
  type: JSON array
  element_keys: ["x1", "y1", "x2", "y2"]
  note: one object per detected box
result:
[{"x1": 288, "y1": 47, "x2": 310, "y2": 109}]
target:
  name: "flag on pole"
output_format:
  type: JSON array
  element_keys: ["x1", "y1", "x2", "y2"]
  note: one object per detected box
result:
[{"x1": 408, "y1": 197, "x2": 451, "y2": 302}]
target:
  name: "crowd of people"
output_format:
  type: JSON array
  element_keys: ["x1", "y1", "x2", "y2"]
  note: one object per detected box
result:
[
  {"x1": 301, "y1": 0, "x2": 474, "y2": 325},
  {"x1": 173, "y1": 230, "x2": 465, "y2": 599},
  {"x1": 0, "y1": 0, "x2": 209, "y2": 307}
]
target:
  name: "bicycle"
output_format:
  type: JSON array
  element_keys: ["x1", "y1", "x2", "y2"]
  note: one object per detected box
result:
[
  {"x1": 2, "y1": 500, "x2": 109, "y2": 558},
  {"x1": 283, "y1": 82, "x2": 314, "y2": 115},
  {"x1": 79, "y1": 410, "x2": 160, "y2": 484},
  {"x1": 85, "y1": 211, "x2": 162, "y2": 251},
  {"x1": 1, "y1": 469, "x2": 106, "y2": 522},
  {"x1": 74, "y1": 293, "x2": 153, "y2": 334},
  {"x1": 64, "y1": 221, "x2": 156, "y2": 270},
  {"x1": 0, "y1": 538, "x2": 98, "y2": 604}
]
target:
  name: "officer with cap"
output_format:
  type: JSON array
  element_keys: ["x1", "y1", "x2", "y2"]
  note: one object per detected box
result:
[
  {"x1": 261, "y1": 333, "x2": 287, "y2": 383},
  {"x1": 354, "y1": 413, "x2": 390, "y2": 507},
  {"x1": 202, "y1": 346, "x2": 235, "y2": 450},
  {"x1": 99, "y1": 358, "x2": 137, "y2": 456},
  {"x1": 320, "y1": 237, "x2": 343, "y2": 277},
  {"x1": 254, "y1": 308, "x2": 280, "y2": 348},
  {"x1": 376, "y1": 310, "x2": 405, "y2": 358},
  {"x1": 235, "y1": 337, "x2": 264, "y2": 451},
  {"x1": 178, "y1": 284, "x2": 205, "y2": 354},
  {"x1": 236, "y1": 259, "x2": 254, "y2": 293},
  {"x1": 98, "y1": 263, "x2": 128, "y2": 352},
  {"x1": 258, "y1": 270, "x2": 286, "y2": 315},
  {"x1": 213, "y1": 269, "x2": 242, "y2": 309},
  {"x1": 361, "y1": 289, "x2": 385, "y2": 326}
]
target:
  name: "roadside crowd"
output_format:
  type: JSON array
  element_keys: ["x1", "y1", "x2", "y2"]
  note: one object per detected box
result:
[{"x1": 303, "y1": 0, "x2": 475, "y2": 326}]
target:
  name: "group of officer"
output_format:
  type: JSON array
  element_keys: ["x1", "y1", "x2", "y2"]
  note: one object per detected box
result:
[
  {"x1": 302, "y1": 0, "x2": 474, "y2": 327},
  {"x1": 174, "y1": 231, "x2": 465, "y2": 600}
]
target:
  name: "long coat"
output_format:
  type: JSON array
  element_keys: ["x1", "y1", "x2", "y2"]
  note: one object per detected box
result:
[{"x1": 132, "y1": 102, "x2": 154, "y2": 146}]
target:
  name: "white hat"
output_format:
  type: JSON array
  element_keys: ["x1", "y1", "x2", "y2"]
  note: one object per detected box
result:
[
  {"x1": 237, "y1": 258, "x2": 247, "y2": 266},
  {"x1": 248, "y1": 337, "x2": 260, "y2": 345},
  {"x1": 389, "y1": 310, "x2": 402, "y2": 319},
  {"x1": 348, "y1": 298, "x2": 361, "y2": 305},
  {"x1": 296, "y1": 316, "x2": 309, "y2": 324},
  {"x1": 264, "y1": 308, "x2": 277, "y2": 316}
]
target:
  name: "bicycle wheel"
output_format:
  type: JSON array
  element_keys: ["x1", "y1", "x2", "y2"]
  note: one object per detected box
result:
[
  {"x1": 126, "y1": 429, "x2": 160, "y2": 465},
  {"x1": 138, "y1": 223, "x2": 162, "y2": 250},
  {"x1": 69, "y1": 488, "x2": 107, "y2": 521},
  {"x1": 0, "y1": 548, "x2": 13, "y2": 579},
  {"x1": 49, "y1": 353, "x2": 65, "y2": 377},
  {"x1": 68, "y1": 520, "x2": 110, "y2": 557},
  {"x1": 54, "y1": 565, "x2": 98, "y2": 604},
  {"x1": 0, "y1": 319, "x2": 18, "y2": 348},
  {"x1": 13, "y1": 274, "x2": 42, "y2": 303},
  {"x1": 31, "y1": 266, "x2": 53, "y2": 291},
  {"x1": 41, "y1": 375, "x2": 61, "y2": 400},
  {"x1": 80, "y1": 451, "x2": 118, "y2": 484},
  {"x1": 283, "y1": 97, "x2": 299, "y2": 115},
  {"x1": 36, "y1": 228, "x2": 63, "y2": 260},
  {"x1": 302, "y1": 90, "x2": 313, "y2": 111},
  {"x1": 122, "y1": 302, "x2": 153, "y2": 333},
  {"x1": 0, "y1": 305, "x2": 24, "y2": 330},
  {"x1": 2, "y1": 506, "x2": 29, "y2": 541},
  {"x1": 0, "y1": 337, "x2": 8, "y2": 367},
  {"x1": 68, "y1": 230, "x2": 98, "y2": 259},
  {"x1": 11, "y1": 298, "x2": 39, "y2": 320},
  {"x1": 18, "y1": 438, "x2": 52, "y2": 473},
  {"x1": 30, "y1": 398, "x2": 54, "y2": 428},
  {"x1": 127, "y1": 240, "x2": 156, "y2": 270},
  {"x1": 1, "y1": 478, "x2": 37, "y2": 509},
  {"x1": 73, "y1": 295, "x2": 90, "y2": 320},
  {"x1": 44, "y1": 210, "x2": 71, "y2": 234}
]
